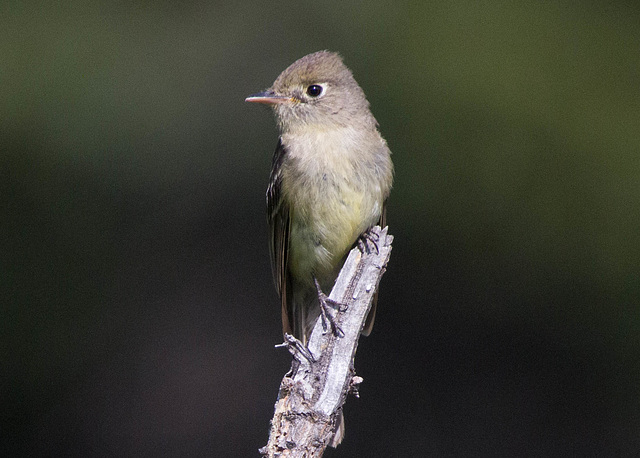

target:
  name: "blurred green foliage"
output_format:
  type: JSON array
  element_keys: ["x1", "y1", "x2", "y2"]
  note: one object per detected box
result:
[{"x1": 2, "y1": 1, "x2": 639, "y2": 455}]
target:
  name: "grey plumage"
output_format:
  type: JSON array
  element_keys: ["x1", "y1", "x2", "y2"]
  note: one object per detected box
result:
[
  {"x1": 260, "y1": 51, "x2": 393, "y2": 342},
  {"x1": 248, "y1": 50, "x2": 393, "y2": 447}
]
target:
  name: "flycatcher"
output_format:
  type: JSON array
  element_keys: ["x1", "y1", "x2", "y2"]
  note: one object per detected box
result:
[{"x1": 246, "y1": 51, "x2": 393, "y2": 344}]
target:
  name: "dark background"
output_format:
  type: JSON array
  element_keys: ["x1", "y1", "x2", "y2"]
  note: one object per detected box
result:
[{"x1": 3, "y1": 1, "x2": 639, "y2": 456}]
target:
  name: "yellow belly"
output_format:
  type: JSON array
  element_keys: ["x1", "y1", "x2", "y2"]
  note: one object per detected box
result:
[{"x1": 286, "y1": 176, "x2": 382, "y2": 286}]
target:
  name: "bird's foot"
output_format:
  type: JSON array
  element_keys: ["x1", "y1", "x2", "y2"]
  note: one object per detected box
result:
[
  {"x1": 314, "y1": 277, "x2": 345, "y2": 338},
  {"x1": 276, "y1": 333, "x2": 315, "y2": 363},
  {"x1": 357, "y1": 227, "x2": 380, "y2": 254}
]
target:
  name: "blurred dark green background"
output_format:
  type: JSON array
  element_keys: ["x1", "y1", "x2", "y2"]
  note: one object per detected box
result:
[{"x1": 3, "y1": 1, "x2": 639, "y2": 456}]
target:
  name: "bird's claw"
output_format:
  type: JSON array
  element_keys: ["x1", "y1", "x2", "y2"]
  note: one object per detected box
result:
[
  {"x1": 276, "y1": 333, "x2": 315, "y2": 363},
  {"x1": 357, "y1": 228, "x2": 380, "y2": 255},
  {"x1": 314, "y1": 277, "x2": 345, "y2": 338}
]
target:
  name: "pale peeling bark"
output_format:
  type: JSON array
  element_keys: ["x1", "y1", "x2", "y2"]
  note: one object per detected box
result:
[{"x1": 260, "y1": 226, "x2": 393, "y2": 457}]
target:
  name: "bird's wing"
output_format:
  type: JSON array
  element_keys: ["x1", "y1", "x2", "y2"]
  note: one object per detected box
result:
[
  {"x1": 361, "y1": 200, "x2": 387, "y2": 336},
  {"x1": 266, "y1": 139, "x2": 292, "y2": 336}
]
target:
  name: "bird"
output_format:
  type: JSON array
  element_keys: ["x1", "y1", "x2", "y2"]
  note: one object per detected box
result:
[{"x1": 246, "y1": 50, "x2": 393, "y2": 345}]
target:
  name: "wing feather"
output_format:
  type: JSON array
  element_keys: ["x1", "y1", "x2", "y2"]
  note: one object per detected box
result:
[{"x1": 266, "y1": 140, "x2": 292, "y2": 335}]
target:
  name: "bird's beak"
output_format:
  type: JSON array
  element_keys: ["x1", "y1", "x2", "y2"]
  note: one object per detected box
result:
[{"x1": 245, "y1": 91, "x2": 291, "y2": 104}]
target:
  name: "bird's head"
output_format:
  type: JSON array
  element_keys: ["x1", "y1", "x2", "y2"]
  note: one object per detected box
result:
[{"x1": 246, "y1": 51, "x2": 375, "y2": 133}]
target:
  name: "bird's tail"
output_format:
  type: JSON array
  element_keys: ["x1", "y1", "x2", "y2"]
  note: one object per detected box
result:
[
  {"x1": 330, "y1": 411, "x2": 345, "y2": 447},
  {"x1": 290, "y1": 285, "x2": 321, "y2": 344}
]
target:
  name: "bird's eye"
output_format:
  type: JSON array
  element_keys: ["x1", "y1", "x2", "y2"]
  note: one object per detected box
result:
[{"x1": 306, "y1": 84, "x2": 323, "y2": 97}]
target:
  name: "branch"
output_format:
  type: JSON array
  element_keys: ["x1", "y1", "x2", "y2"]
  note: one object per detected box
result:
[{"x1": 259, "y1": 226, "x2": 393, "y2": 457}]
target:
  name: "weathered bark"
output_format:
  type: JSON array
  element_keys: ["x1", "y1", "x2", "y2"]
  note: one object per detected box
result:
[{"x1": 260, "y1": 226, "x2": 393, "y2": 457}]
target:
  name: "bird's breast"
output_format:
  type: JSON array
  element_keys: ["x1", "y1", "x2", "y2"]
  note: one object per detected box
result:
[{"x1": 280, "y1": 128, "x2": 386, "y2": 282}]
